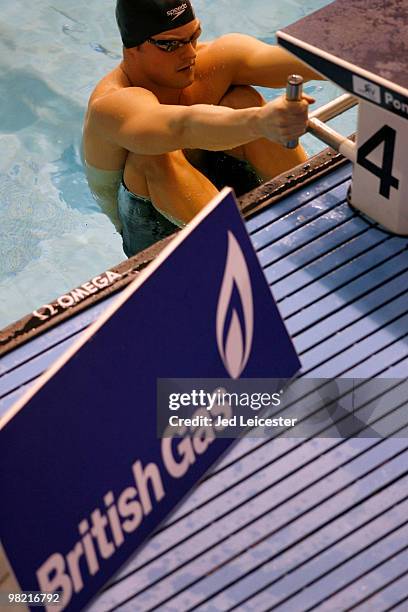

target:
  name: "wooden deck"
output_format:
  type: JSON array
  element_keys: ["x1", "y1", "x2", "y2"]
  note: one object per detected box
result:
[{"x1": 1, "y1": 158, "x2": 408, "y2": 611}]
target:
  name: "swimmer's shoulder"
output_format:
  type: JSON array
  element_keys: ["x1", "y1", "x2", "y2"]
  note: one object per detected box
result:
[
  {"x1": 196, "y1": 34, "x2": 244, "y2": 57},
  {"x1": 196, "y1": 33, "x2": 255, "y2": 68},
  {"x1": 87, "y1": 64, "x2": 156, "y2": 107},
  {"x1": 85, "y1": 65, "x2": 159, "y2": 132},
  {"x1": 84, "y1": 66, "x2": 157, "y2": 169},
  {"x1": 194, "y1": 35, "x2": 246, "y2": 79},
  {"x1": 190, "y1": 37, "x2": 240, "y2": 100}
]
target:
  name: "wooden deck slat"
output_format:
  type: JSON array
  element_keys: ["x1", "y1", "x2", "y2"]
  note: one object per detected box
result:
[
  {"x1": 297, "y1": 295, "x2": 408, "y2": 371},
  {"x1": 340, "y1": 336, "x2": 408, "y2": 379},
  {"x1": 257, "y1": 202, "x2": 354, "y2": 268},
  {"x1": 263, "y1": 219, "x2": 375, "y2": 286},
  {"x1": 0, "y1": 297, "x2": 116, "y2": 376},
  {"x1": 246, "y1": 165, "x2": 352, "y2": 235},
  {"x1": 203, "y1": 496, "x2": 408, "y2": 612},
  {"x1": 348, "y1": 573, "x2": 408, "y2": 612},
  {"x1": 112, "y1": 446, "x2": 408, "y2": 611},
  {"x1": 0, "y1": 381, "x2": 41, "y2": 415},
  {"x1": 278, "y1": 239, "x2": 407, "y2": 312},
  {"x1": 295, "y1": 280, "x2": 408, "y2": 352},
  {"x1": 252, "y1": 183, "x2": 351, "y2": 252},
  {"x1": 284, "y1": 251, "x2": 408, "y2": 331},
  {"x1": 266, "y1": 531, "x2": 408, "y2": 612},
  {"x1": 271, "y1": 231, "x2": 389, "y2": 301},
  {"x1": 386, "y1": 357, "x2": 408, "y2": 378},
  {"x1": 0, "y1": 334, "x2": 80, "y2": 404}
]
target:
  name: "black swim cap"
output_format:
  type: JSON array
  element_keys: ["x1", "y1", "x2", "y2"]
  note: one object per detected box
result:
[{"x1": 116, "y1": 0, "x2": 196, "y2": 48}]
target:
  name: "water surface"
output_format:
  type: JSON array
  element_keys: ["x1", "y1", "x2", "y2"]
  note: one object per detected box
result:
[{"x1": 0, "y1": 0, "x2": 356, "y2": 329}]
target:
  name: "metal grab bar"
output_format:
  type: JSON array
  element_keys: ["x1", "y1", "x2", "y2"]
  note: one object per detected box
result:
[
  {"x1": 306, "y1": 93, "x2": 358, "y2": 163},
  {"x1": 308, "y1": 117, "x2": 357, "y2": 162},
  {"x1": 309, "y1": 93, "x2": 358, "y2": 122}
]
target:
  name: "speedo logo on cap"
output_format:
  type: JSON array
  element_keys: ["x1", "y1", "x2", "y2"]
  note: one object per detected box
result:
[{"x1": 167, "y1": 3, "x2": 188, "y2": 20}]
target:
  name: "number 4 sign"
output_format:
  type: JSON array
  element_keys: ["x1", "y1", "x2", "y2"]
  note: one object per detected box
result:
[{"x1": 351, "y1": 100, "x2": 408, "y2": 235}]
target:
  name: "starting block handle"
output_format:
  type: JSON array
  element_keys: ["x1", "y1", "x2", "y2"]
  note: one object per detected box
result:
[
  {"x1": 285, "y1": 74, "x2": 358, "y2": 161},
  {"x1": 307, "y1": 117, "x2": 357, "y2": 163},
  {"x1": 286, "y1": 74, "x2": 304, "y2": 149},
  {"x1": 309, "y1": 93, "x2": 358, "y2": 123}
]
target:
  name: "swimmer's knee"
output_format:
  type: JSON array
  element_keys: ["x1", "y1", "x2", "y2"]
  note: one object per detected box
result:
[
  {"x1": 219, "y1": 85, "x2": 266, "y2": 110},
  {"x1": 127, "y1": 150, "x2": 187, "y2": 177}
]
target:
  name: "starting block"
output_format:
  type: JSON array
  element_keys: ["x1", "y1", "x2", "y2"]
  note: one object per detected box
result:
[{"x1": 277, "y1": 0, "x2": 408, "y2": 235}]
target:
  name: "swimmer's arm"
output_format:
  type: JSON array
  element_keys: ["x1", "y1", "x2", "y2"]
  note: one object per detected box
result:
[
  {"x1": 213, "y1": 34, "x2": 324, "y2": 88},
  {"x1": 89, "y1": 87, "x2": 309, "y2": 154}
]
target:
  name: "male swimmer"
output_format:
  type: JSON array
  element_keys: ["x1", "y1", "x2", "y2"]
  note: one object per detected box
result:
[{"x1": 82, "y1": 0, "x2": 322, "y2": 257}]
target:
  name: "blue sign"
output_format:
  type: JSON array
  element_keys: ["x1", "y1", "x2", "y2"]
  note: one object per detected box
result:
[{"x1": 0, "y1": 188, "x2": 300, "y2": 611}]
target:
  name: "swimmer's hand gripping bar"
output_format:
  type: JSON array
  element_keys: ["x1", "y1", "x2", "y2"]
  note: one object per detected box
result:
[{"x1": 286, "y1": 73, "x2": 358, "y2": 162}]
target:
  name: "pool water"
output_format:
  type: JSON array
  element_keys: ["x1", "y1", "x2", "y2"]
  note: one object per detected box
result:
[{"x1": 0, "y1": 0, "x2": 356, "y2": 330}]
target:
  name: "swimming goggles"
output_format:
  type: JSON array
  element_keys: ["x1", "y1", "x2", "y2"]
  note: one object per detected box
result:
[{"x1": 147, "y1": 29, "x2": 201, "y2": 53}]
